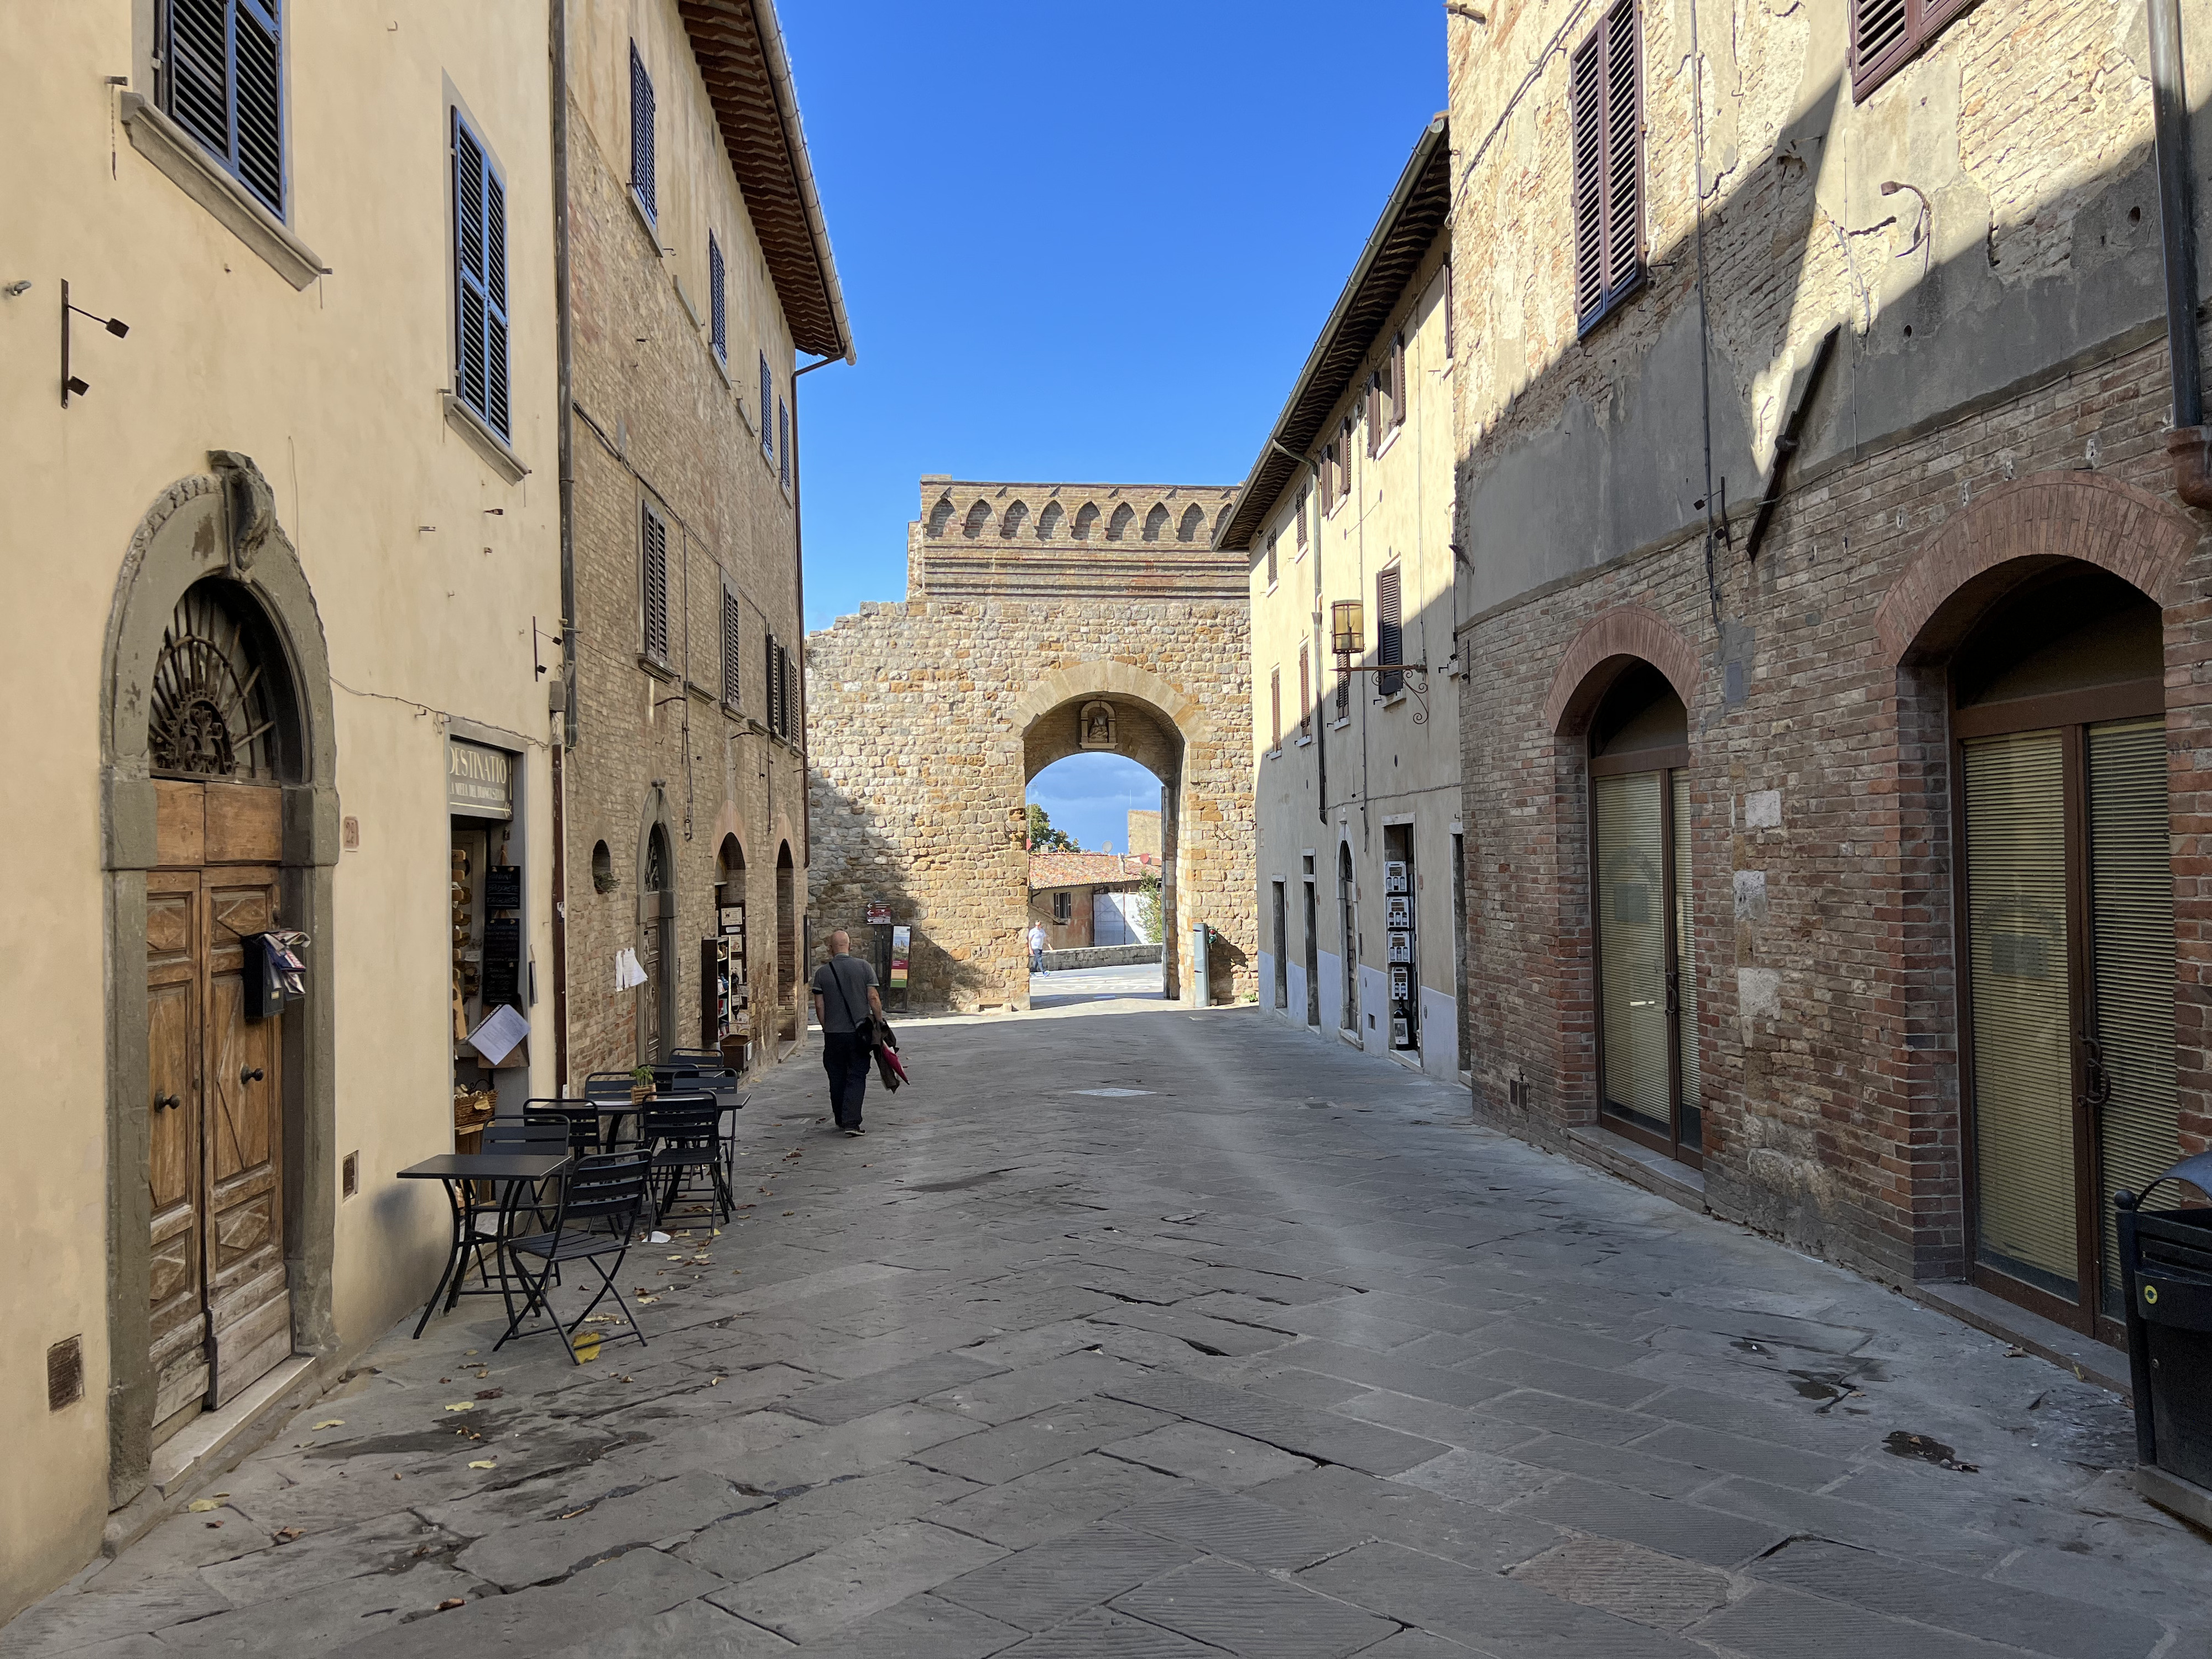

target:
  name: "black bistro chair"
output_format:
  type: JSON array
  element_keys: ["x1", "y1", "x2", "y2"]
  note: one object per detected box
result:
[
  {"x1": 583, "y1": 1070, "x2": 648, "y2": 1150},
  {"x1": 520, "y1": 1098, "x2": 603, "y2": 1158},
  {"x1": 494, "y1": 1150, "x2": 654, "y2": 1364},
  {"x1": 670, "y1": 1048, "x2": 750, "y2": 1187},
  {"x1": 640, "y1": 1094, "x2": 731, "y2": 1224},
  {"x1": 468, "y1": 1118, "x2": 571, "y2": 1279}
]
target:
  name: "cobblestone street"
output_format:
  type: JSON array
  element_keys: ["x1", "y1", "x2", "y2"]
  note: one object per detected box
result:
[{"x1": 12, "y1": 999, "x2": 2209, "y2": 1658}]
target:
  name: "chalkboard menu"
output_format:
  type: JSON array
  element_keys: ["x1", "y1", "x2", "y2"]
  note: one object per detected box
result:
[{"x1": 485, "y1": 865, "x2": 523, "y2": 912}]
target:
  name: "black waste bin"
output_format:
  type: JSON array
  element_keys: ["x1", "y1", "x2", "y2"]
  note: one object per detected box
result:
[{"x1": 2115, "y1": 1152, "x2": 2212, "y2": 1522}]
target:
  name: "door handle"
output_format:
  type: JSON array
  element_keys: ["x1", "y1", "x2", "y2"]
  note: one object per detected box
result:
[
  {"x1": 2080, "y1": 1035, "x2": 2112, "y2": 1115},
  {"x1": 241, "y1": 1067, "x2": 265, "y2": 1086},
  {"x1": 155, "y1": 1093, "x2": 181, "y2": 1112}
]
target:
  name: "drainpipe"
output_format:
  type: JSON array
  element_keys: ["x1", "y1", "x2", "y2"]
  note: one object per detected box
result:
[
  {"x1": 549, "y1": 0, "x2": 575, "y2": 1088},
  {"x1": 1269, "y1": 440, "x2": 1327, "y2": 829},
  {"x1": 2150, "y1": 0, "x2": 2212, "y2": 505}
]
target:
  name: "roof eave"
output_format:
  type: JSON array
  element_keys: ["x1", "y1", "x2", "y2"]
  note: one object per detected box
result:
[
  {"x1": 748, "y1": 0, "x2": 855, "y2": 364},
  {"x1": 1214, "y1": 114, "x2": 1449, "y2": 552}
]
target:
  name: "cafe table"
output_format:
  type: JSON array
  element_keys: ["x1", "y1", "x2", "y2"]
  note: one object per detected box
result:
[{"x1": 398, "y1": 1151, "x2": 571, "y2": 1337}]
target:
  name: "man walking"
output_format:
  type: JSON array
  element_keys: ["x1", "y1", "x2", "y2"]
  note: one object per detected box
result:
[
  {"x1": 811, "y1": 930, "x2": 883, "y2": 1136},
  {"x1": 1029, "y1": 920, "x2": 1048, "y2": 975}
]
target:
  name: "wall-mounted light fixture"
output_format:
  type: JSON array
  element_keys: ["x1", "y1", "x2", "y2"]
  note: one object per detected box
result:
[
  {"x1": 1330, "y1": 599, "x2": 1365, "y2": 658},
  {"x1": 61, "y1": 279, "x2": 130, "y2": 407}
]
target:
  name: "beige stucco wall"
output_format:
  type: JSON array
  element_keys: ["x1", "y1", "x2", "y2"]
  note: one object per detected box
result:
[
  {"x1": 2, "y1": 2, "x2": 559, "y2": 1617},
  {"x1": 1250, "y1": 241, "x2": 1464, "y2": 1076}
]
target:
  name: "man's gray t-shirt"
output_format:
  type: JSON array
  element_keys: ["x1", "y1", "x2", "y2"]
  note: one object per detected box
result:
[{"x1": 811, "y1": 955, "x2": 877, "y2": 1032}]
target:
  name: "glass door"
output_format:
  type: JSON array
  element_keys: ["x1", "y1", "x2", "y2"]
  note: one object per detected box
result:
[{"x1": 1593, "y1": 766, "x2": 1700, "y2": 1160}]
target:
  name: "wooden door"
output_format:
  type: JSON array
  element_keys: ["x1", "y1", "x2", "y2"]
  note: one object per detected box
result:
[
  {"x1": 204, "y1": 871, "x2": 288, "y2": 1404},
  {"x1": 145, "y1": 780, "x2": 290, "y2": 1441},
  {"x1": 147, "y1": 872, "x2": 208, "y2": 1439}
]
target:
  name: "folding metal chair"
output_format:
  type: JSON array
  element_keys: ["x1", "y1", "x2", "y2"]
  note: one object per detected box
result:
[
  {"x1": 641, "y1": 1094, "x2": 730, "y2": 1224},
  {"x1": 520, "y1": 1098, "x2": 603, "y2": 1158},
  {"x1": 670, "y1": 1048, "x2": 749, "y2": 1189},
  {"x1": 583, "y1": 1070, "x2": 646, "y2": 1150},
  {"x1": 494, "y1": 1150, "x2": 653, "y2": 1364}
]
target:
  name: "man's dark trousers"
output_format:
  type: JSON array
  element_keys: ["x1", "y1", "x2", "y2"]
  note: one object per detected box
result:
[{"x1": 823, "y1": 1032, "x2": 869, "y2": 1128}]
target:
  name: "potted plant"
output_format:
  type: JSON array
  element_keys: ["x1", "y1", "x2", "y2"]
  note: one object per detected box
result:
[{"x1": 629, "y1": 1063, "x2": 655, "y2": 1106}]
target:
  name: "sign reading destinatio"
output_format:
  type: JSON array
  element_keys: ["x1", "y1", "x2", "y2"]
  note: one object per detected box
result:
[{"x1": 448, "y1": 738, "x2": 514, "y2": 818}]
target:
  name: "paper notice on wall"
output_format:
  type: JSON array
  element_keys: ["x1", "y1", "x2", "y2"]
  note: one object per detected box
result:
[
  {"x1": 614, "y1": 947, "x2": 646, "y2": 991},
  {"x1": 466, "y1": 1003, "x2": 530, "y2": 1066}
]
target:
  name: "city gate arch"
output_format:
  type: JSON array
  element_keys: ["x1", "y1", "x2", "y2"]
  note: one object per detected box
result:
[{"x1": 807, "y1": 478, "x2": 1253, "y2": 1011}]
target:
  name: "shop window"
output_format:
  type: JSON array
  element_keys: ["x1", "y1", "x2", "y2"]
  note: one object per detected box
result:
[
  {"x1": 160, "y1": 0, "x2": 285, "y2": 217},
  {"x1": 1950, "y1": 566, "x2": 2169, "y2": 1335},
  {"x1": 1589, "y1": 661, "x2": 1699, "y2": 1164}
]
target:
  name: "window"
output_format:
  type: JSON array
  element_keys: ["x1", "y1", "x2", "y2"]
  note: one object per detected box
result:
[
  {"x1": 721, "y1": 583, "x2": 742, "y2": 707},
  {"x1": 759, "y1": 353, "x2": 774, "y2": 462},
  {"x1": 1270, "y1": 667, "x2": 1282, "y2": 751},
  {"x1": 1387, "y1": 335, "x2": 1406, "y2": 431},
  {"x1": 160, "y1": 0, "x2": 285, "y2": 217},
  {"x1": 1851, "y1": 0, "x2": 1979, "y2": 100},
  {"x1": 708, "y1": 232, "x2": 727, "y2": 364},
  {"x1": 1298, "y1": 644, "x2": 1312, "y2": 737},
  {"x1": 1053, "y1": 890, "x2": 1072, "y2": 925},
  {"x1": 765, "y1": 634, "x2": 784, "y2": 737},
  {"x1": 450, "y1": 111, "x2": 510, "y2": 439},
  {"x1": 1266, "y1": 530, "x2": 1279, "y2": 591},
  {"x1": 1376, "y1": 565, "x2": 1404, "y2": 697},
  {"x1": 1318, "y1": 442, "x2": 1337, "y2": 517},
  {"x1": 1295, "y1": 486, "x2": 1310, "y2": 553},
  {"x1": 629, "y1": 42, "x2": 656, "y2": 222},
  {"x1": 778, "y1": 398, "x2": 791, "y2": 491},
  {"x1": 1570, "y1": 0, "x2": 1643, "y2": 333},
  {"x1": 1336, "y1": 420, "x2": 1354, "y2": 501},
  {"x1": 1444, "y1": 262, "x2": 1455, "y2": 359},
  {"x1": 640, "y1": 502, "x2": 669, "y2": 664}
]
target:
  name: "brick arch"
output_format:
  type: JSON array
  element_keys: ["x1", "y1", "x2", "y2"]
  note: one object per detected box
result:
[
  {"x1": 1010, "y1": 659, "x2": 1207, "y2": 744},
  {"x1": 1541, "y1": 605, "x2": 1703, "y2": 735},
  {"x1": 1874, "y1": 471, "x2": 2198, "y2": 664}
]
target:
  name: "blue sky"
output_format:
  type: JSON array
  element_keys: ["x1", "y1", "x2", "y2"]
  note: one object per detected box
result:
[{"x1": 782, "y1": 1, "x2": 1447, "y2": 851}]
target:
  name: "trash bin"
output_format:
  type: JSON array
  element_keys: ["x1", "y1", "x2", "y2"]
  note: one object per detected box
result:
[{"x1": 2115, "y1": 1152, "x2": 2212, "y2": 1528}]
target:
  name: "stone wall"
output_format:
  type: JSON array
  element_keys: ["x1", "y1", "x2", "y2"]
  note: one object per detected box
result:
[
  {"x1": 561, "y1": 46, "x2": 809, "y2": 1083},
  {"x1": 807, "y1": 479, "x2": 1252, "y2": 1012}
]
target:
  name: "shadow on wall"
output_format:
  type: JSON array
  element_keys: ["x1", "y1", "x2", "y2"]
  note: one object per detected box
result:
[
  {"x1": 806, "y1": 769, "x2": 997, "y2": 1012},
  {"x1": 1202, "y1": 928, "x2": 1250, "y2": 1004}
]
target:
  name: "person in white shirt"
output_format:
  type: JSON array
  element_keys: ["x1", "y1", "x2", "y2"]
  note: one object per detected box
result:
[{"x1": 1029, "y1": 921, "x2": 1048, "y2": 974}]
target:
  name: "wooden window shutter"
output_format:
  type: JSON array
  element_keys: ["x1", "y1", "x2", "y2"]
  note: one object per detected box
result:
[
  {"x1": 1391, "y1": 336, "x2": 1406, "y2": 429},
  {"x1": 778, "y1": 399, "x2": 791, "y2": 491},
  {"x1": 629, "y1": 42, "x2": 656, "y2": 221},
  {"x1": 640, "y1": 503, "x2": 669, "y2": 662},
  {"x1": 163, "y1": 0, "x2": 284, "y2": 217},
  {"x1": 1298, "y1": 644, "x2": 1312, "y2": 735},
  {"x1": 1318, "y1": 445, "x2": 1334, "y2": 517},
  {"x1": 759, "y1": 354, "x2": 774, "y2": 460},
  {"x1": 721, "y1": 586, "x2": 742, "y2": 707},
  {"x1": 765, "y1": 634, "x2": 781, "y2": 735},
  {"x1": 709, "y1": 232, "x2": 727, "y2": 363},
  {"x1": 1366, "y1": 379, "x2": 1380, "y2": 459},
  {"x1": 1376, "y1": 565, "x2": 1404, "y2": 697},
  {"x1": 1266, "y1": 531, "x2": 1278, "y2": 590},
  {"x1": 1296, "y1": 486, "x2": 1309, "y2": 549},
  {"x1": 1339, "y1": 420, "x2": 1354, "y2": 499},
  {"x1": 785, "y1": 645, "x2": 801, "y2": 742},
  {"x1": 451, "y1": 113, "x2": 511, "y2": 439},
  {"x1": 1850, "y1": 0, "x2": 1978, "y2": 100},
  {"x1": 1571, "y1": 0, "x2": 1644, "y2": 333},
  {"x1": 1444, "y1": 262, "x2": 1455, "y2": 358},
  {"x1": 1270, "y1": 667, "x2": 1282, "y2": 750}
]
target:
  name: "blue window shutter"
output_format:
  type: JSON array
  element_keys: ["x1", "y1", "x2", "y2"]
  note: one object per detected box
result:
[
  {"x1": 452, "y1": 112, "x2": 489, "y2": 421},
  {"x1": 708, "y1": 233, "x2": 726, "y2": 363},
  {"x1": 484, "y1": 164, "x2": 509, "y2": 436},
  {"x1": 162, "y1": 0, "x2": 284, "y2": 218},
  {"x1": 759, "y1": 354, "x2": 774, "y2": 459},
  {"x1": 630, "y1": 44, "x2": 655, "y2": 222}
]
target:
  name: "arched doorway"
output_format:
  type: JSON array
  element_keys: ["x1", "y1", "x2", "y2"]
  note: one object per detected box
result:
[
  {"x1": 1337, "y1": 842, "x2": 1357, "y2": 1032},
  {"x1": 101, "y1": 462, "x2": 341, "y2": 1501},
  {"x1": 1947, "y1": 565, "x2": 2172, "y2": 1332},
  {"x1": 775, "y1": 842, "x2": 798, "y2": 1045},
  {"x1": 711, "y1": 834, "x2": 748, "y2": 1052},
  {"x1": 639, "y1": 823, "x2": 674, "y2": 1063},
  {"x1": 1021, "y1": 687, "x2": 1188, "y2": 1000},
  {"x1": 143, "y1": 578, "x2": 303, "y2": 1441},
  {"x1": 1587, "y1": 662, "x2": 1700, "y2": 1166}
]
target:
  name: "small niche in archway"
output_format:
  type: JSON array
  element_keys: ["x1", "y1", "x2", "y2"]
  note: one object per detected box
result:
[{"x1": 591, "y1": 840, "x2": 616, "y2": 893}]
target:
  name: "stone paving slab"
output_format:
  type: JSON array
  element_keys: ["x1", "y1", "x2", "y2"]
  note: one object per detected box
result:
[
  {"x1": 1110, "y1": 1555, "x2": 1400, "y2": 1656},
  {"x1": 14, "y1": 1001, "x2": 2209, "y2": 1656}
]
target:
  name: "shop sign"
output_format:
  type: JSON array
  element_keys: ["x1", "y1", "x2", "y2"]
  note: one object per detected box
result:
[
  {"x1": 448, "y1": 739, "x2": 514, "y2": 818},
  {"x1": 889, "y1": 925, "x2": 911, "y2": 989}
]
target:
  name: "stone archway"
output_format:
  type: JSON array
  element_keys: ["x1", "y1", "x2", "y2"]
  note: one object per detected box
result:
[
  {"x1": 807, "y1": 477, "x2": 1253, "y2": 1011},
  {"x1": 100, "y1": 460, "x2": 340, "y2": 1510}
]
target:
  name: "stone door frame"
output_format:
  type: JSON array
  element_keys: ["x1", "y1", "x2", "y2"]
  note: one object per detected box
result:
[{"x1": 101, "y1": 463, "x2": 341, "y2": 1509}]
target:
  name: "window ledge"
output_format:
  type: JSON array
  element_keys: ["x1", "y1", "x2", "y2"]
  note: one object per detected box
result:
[
  {"x1": 722, "y1": 699, "x2": 744, "y2": 722},
  {"x1": 121, "y1": 93, "x2": 326, "y2": 291},
  {"x1": 674, "y1": 272, "x2": 702, "y2": 328},
  {"x1": 442, "y1": 392, "x2": 529, "y2": 483},
  {"x1": 636, "y1": 653, "x2": 675, "y2": 682},
  {"x1": 1374, "y1": 424, "x2": 1404, "y2": 463},
  {"x1": 1293, "y1": 734, "x2": 1313, "y2": 748},
  {"x1": 712, "y1": 347, "x2": 733, "y2": 391},
  {"x1": 1331, "y1": 717, "x2": 1351, "y2": 731},
  {"x1": 628, "y1": 187, "x2": 667, "y2": 259},
  {"x1": 1379, "y1": 690, "x2": 1407, "y2": 708}
]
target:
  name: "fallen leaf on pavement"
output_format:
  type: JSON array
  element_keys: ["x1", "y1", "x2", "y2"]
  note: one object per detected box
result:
[
  {"x1": 467, "y1": 1459, "x2": 497, "y2": 1470},
  {"x1": 444, "y1": 1402, "x2": 476, "y2": 1412},
  {"x1": 474, "y1": 1387, "x2": 503, "y2": 1400},
  {"x1": 436, "y1": 1598, "x2": 466, "y2": 1611},
  {"x1": 311, "y1": 1420, "x2": 346, "y2": 1430},
  {"x1": 272, "y1": 1527, "x2": 303, "y2": 1544},
  {"x1": 187, "y1": 1499, "x2": 222, "y2": 1512}
]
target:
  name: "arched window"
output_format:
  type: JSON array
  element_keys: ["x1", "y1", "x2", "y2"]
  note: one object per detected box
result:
[
  {"x1": 1177, "y1": 504, "x2": 1204, "y2": 542},
  {"x1": 962, "y1": 499, "x2": 992, "y2": 539},
  {"x1": 1589, "y1": 663, "x2": 1699, "y2": 1163},
  {"x1": 1072, "y1": 503, "x2": 1099, "y2": 541},
  {"x1": 1000, "y1": 500, "x2": 1029, "y2": 539},
  {"x1": 1037, "y1": 500, "x2": 1065, "y2": 540},
  {"x1": 927, "y1": 496, "x2": 954, "y2": 538},
  {"x1": 1107, "y1": 503, "x2": 1135, "y2": 542},
  {"x1": 149, "y1": 579, "x2": 293, "y2": 781},
  {"x1": 1142, "y1": 503, "x2": 1170, "y2": 542},
  {"x1": 1950, "y1": 566, "x2": 2169, "y2": 1328}
]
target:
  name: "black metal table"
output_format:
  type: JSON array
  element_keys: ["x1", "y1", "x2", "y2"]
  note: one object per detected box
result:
[{"x1": 399, "y1": 1151, "x2": 571, "y2": 1337}]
